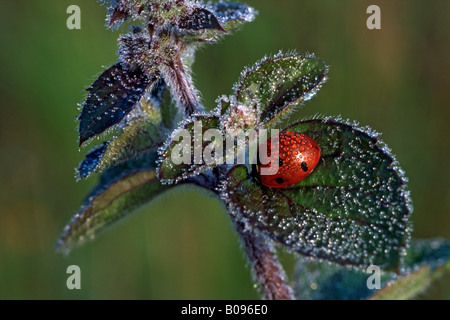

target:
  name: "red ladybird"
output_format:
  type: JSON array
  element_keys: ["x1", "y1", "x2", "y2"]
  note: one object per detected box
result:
[{"x1": 255, "y1": 131, "x2": 320, "y2": 188}]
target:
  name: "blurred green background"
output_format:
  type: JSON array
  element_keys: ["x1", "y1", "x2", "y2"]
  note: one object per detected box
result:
[{"x1": 0, "y1": 0, "x2": 448, "y2": 299}]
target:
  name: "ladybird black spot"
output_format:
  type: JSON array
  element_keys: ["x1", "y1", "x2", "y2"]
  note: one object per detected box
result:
[
  {"x1": 301, "y1": 161, "x2": 308, "y2": 172},
  {"x1": 275, "y1": 177, "x2": 284, "y2": 184}
]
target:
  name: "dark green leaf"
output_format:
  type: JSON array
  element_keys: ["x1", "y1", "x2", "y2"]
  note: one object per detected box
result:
[
  {"x1": 222, "y1": 119, "x2": 412, "y2": 271},
  {"x1": 294, "y1": 258, "x2": 395, "y2": 300},
  {"x1": 78, "y1": 63, "x2": 158, "y2": 146},
  {"x1": 403, "y1": 238, "x2": 450, "y2": 271},
  {"x1": 157, "y1": 79, "x2": 180, "y2": 130},
  {"x1": 179, "y1": 8, "x2": 224, "y2": 31},
  {"x1": 233, "y1": 52, "x2": 327, "y2": 125},
  {"x1": 76, "y1": 78, "x2": 172, "y2": 180},
  {"x1": 212, "y1": 2, "x2": 257, "y2": 31},
  {"x1": 103, "y1": 0, "x2": 147, "y2": 29},
  {"x1": 368, "y1": 262, "x2": 450, "y2": 300},
  {"x1": 77, "y1": 142, "x2": 109, "y2": 180},
  {"x1": 368, "y1": 238, "x2": 450, "y2": 299},
  {"x1": 157, "y1": 115, "x2": 222, "y2": 184},
  {"x1": 216, "y1": 96, "x2": 231, "y2": 115},
  {"x1": 294, "y1": 238, "x2": 450, "y2": 300},
  {"x1": 90, "y1": 117, "x2": 161, "y2": 175},
  {"x1": 108, "y1": 6, "x2": 129, "y2": 28},
  {"x1": 183, "y1": 2, "x2": 256, "y2": 43},
  {"x1": 56, "y1": 168, "x2": 170, "y2": 253}
]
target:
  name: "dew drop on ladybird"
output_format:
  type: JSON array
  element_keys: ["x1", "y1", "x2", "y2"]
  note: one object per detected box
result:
[{"x1": 256, "y1": 131, "x2": 320, "y2": 188}]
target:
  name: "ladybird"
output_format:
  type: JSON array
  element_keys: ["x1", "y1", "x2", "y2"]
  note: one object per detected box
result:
[{"x1": 254, "y1": 131, "x2": 320, "y2": 188}]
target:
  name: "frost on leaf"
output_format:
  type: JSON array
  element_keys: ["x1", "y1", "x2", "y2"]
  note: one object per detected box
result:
[
  {"x1": 212, "y1": 1, "x2": 257, "y2": 29},
  {"x1": 157, "y1": 115, "x2": 222, "y2": 184},
  {"x1": 184, "y1": 2, "x2": 256, "y2": 42},
  {"x1": 101, "y1": 0, "x2": 256, "y2": 36},
  {"x1": 293, "y1": 239, "x2": 450, "y2": 300},
  {"x1": 102, "y1": 0, "x2": 147, "y2": 29},
  {"x1": 293, "y1": 257, "x2": 395, "y2": 300},
  {"x1": 368, "y1": 262, "x2": 450, "y2": 300},
  {"x1": 77, "y1": 78, "x2": 173, "y2": 180},
  {"x1": 222, "y1": 119, "x2": 413, "y2": 271},
  {"x1": 369, "y1": 238, "x2": 450, "y2": 300},
  {"x1": 77, "y1": 117, "x2": 162, "y2": 180},
  {"x1": 107, "y1": 6, "x2": 129, "y2": 29},
  {"x1": 78, "y1": 63, "x2": 158, "y2": 146},
  {"x1": 179, "y1": 8, "x2": 224, "y2": 31},
  {"x1": 57, "y1": 168, "x2": 171, "y2": 253},
  {"x1": 77, "y1": 142, "x2": 109, "y2": 180},
  {"x1": 234, "y1": 52, "x2": 327, "y2": 126},
  {"x1": 402, "y1": 238, "x2": 450, "y2": 272},
  {"x1": 209, "y1": 2, "x2": 256, "y2": 33}
]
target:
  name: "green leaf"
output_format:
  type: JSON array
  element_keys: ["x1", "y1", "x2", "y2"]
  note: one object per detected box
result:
[
  {"x1": 158, "y1": 80, "x2": 180, "y2": 130},
  {"x1": 97, "y1": 118, "x2": 161, "y2": 170},
  {"x1": 216, "y1": 96, "x2": 231, "y2": 115},
  {"x1": 185, "y1": 2, "x2": 256, "y2": 43},
  {"x1": 403, "y1": 238, "x2": 450, "y2": 271},
  {"x1": 78, "y1": 63, "x2": 158, "y2": 147},
  {"x1": 293, "y1": 258, "x2": 395, "y2": 300},
  {"x1": 77, "y1": 116, "x2": 161, "y2": 181},
  {"x1": 294, "y1": 238, "x2": 450, "y2": 300},
  {"x1": 77, "y1": 143, "x2": 110, "y2": 180},
  {"x1": 157, "y1": 115, "x2": 222, "y2": 184},
  {"x1": 368, "y1": 238, "x2": 450, "y2": 300},
  {"x1": 76, "y1": 79, "x2": 176, "y2": 180},
  {"x1": 369, "y1": 262, "x2": 450, "y2": 300},
  {"x1": 56, "y1": 168, "x2": 171, "y2": 254},
  {"x1": 212, "y1": 2, "x2": 257, "y2": 32},
  {"x1": 222, "y1": 118, "x2": 412, "y2": 271},
  {"x1": 233, "y1": 52, "x2": 327, "y2": 125},
  {"x1": 104, "y1": 0, "x2": 146, "y2": 29},
  {"x1": 179, "y1": 8, "x2": 224, "y2": 31}
]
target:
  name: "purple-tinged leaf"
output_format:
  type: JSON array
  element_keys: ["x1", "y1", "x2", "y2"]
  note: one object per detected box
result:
[
  {"x1": 179, "y1": 8, "x2": 224, "y2": 31},
  {"x1": 78, "y1": 63, "x2": 158, "y2": 147},
  {"x1": 77, "y1": 142, "x2": 109, "y2": 180},
  {"x1": 108, "y1": 7, "x2": 129, "y2": 28},
  {"x1": 102, "y1": 0, "x2": 146, "y2": 29},
  {"x1": 184, "y1": 2, "x2": 256, "y2": 43}
]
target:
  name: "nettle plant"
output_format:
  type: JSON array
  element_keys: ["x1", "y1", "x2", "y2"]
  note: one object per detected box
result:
[{"x1": 57, "y1": 0, "x2": 450, "y2": 299}]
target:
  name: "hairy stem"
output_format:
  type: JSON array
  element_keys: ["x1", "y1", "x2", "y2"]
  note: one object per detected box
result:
[
  {"x1": 234, "y1": 219, "x2": 295, "y2": 300},
  {"x1": 187, "y1": 171, "x2": 295, "y2": 300},
  {"x1": 165, "y1": 53, "x2": 201, "y2": 116}
]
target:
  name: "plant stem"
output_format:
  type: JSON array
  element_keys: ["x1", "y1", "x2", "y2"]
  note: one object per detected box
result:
[
  {"x1": 165, "y1": 53, "x2": 200, "y2": 116},
  {"x1": 173, "y1": 44, "x2": 294, "y2": 297},
  {"x1": 188, "y1": 173, "x2": 295, "y2": 300},
  {"x1": 234, "y1": 220, "x2": 295, "y2": 300}
]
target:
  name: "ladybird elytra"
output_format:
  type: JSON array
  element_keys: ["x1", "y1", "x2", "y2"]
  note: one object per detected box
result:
[{"x1": 255, "y1": 130, "x2": 320, "y2": 188}]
